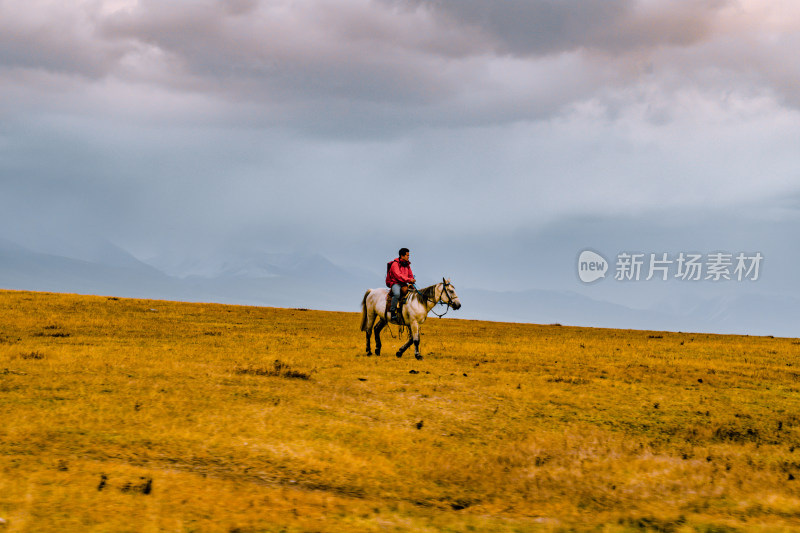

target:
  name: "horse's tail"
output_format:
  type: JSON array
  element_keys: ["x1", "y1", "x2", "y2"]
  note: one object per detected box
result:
[{"x1": 360, "y1": 289, "x2": 371, "y2": 331}]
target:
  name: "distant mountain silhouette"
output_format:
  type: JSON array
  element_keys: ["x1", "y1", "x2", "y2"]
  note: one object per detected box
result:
[
  {"x1": 0, "y1": 238, "x2": 194, "y2": 301},
  {"x1": 455, "y1": 287, "x2": 799, "y2": 337},
  {"x1": 0, "y1": 239, "x2": 796, "y2": 337}
]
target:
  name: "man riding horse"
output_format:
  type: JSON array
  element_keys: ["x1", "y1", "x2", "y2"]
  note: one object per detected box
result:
[
  {"x1": 362, "y1": 268, "x2": 462, "y2": 360},
  {"x1": 386, "y1": 247, "x2": 416, "y2": 324}
]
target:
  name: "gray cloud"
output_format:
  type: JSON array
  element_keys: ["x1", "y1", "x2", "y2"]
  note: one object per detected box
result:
[
  {"x1": 2, "y1": 0, "x2": 798, "y2": 137},
  {"x1": 0, "y1": 2, "x2": 131, "y2": 78},
  {"x1": 388, "y1": 0, "x2": 728, "y2": 56}
]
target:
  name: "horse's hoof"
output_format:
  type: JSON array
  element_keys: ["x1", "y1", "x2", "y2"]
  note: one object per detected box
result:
[
  {"x1": 396, "y1": 352, "x2": 403, "y2": 358},
  {"x1": 415, "y1": 354, "x2": 423, "y2": 360},
  {"x1": 366, "y1": 351, "x2": 372, "y2": 356},
  {"x1": 375, "y1": 349, "x2": 381, "y2": 356}
]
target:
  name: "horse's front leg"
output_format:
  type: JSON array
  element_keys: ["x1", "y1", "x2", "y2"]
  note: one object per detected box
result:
[
  {"x1": 411, "y1": 322, "x2": 422, "y2": 360},
  {"x1": 373, "y1": 320, "x2": 385, "y2": 356},
  {"x1": 396, "y1": 327, "x2": 414, "y2": 358}
]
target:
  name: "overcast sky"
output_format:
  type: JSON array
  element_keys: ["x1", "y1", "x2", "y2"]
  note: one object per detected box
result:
[{"x1": 1, "y1": 0, "x2": 799, "y2": 301}]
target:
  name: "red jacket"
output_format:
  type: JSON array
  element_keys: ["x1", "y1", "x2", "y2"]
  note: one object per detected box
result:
[{"x1": 386, "y1": 258, "x2": 414, "y2": 287}]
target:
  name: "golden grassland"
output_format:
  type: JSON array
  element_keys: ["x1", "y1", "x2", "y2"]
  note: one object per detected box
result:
[{"x1": 2, "y1": 289, "x2": 800, "y2": 532}]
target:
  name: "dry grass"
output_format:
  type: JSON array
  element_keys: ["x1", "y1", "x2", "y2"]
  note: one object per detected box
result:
[{"x1": 2, "y1": 289, "x2": 800, "y2": 531}]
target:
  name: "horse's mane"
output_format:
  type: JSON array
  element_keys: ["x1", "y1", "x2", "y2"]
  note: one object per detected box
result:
[{"x1": 417, "y1": 283, "x2": 438, "y2": 303}]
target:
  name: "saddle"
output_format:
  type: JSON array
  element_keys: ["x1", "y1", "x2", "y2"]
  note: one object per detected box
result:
[{"x1": 385, "y1": 285, "x2": 409, "y2": 325}]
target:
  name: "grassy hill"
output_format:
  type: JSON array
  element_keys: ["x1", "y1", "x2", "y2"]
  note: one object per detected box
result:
[{"x1": 2, "y1": 289, "x2": 800, "y2": 531}]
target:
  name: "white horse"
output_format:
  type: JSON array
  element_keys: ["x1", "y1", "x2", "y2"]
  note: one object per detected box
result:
[{"x1": 360, "y1": 278, "x2": 461, "y2": 360}]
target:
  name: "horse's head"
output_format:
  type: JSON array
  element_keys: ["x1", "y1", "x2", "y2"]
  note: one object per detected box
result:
[{"x1": 440, "y1": 278, "x2": 461, "y2": 310}]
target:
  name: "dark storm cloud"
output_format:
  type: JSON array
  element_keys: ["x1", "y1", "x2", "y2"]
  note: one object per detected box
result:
[
  {"x1": 100, "y1": 0, "x2": 720, "y2": 91},
  {"x1": 384, "y1": 0, "x2": 729, "y2": 56},
  {"x1": 3, "y1": 0, "x2": 798, "y2": 136},
  {"x1": 97, "y1": 0, "x2": 458, "y2": 105}
]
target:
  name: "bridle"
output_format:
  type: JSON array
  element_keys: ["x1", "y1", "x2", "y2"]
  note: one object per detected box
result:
[{"x1": 412, "y1": 277, "x2": 457, "y2": 318}]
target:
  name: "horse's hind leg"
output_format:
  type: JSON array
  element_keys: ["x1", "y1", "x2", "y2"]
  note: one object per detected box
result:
[
  {"x1": 374, "y1": 320, "x2": 385, "y2": 356},
  {"x1": 364, "y1": 311, "x2": 376, "y2": 355}
]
